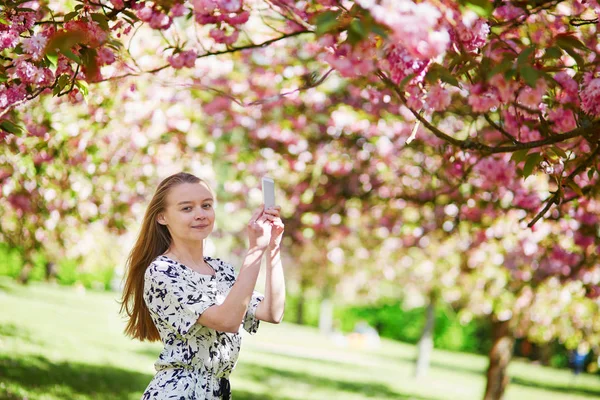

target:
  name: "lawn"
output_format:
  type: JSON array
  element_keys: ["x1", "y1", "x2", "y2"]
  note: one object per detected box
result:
[{"x1": 1, "y1": 277, "x2": 599, "y2": 400}]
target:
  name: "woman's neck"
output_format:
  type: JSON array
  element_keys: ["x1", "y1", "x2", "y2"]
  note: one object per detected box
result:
[{"x1": 167, "y1": 239, "x2": 205, "y2": 265}]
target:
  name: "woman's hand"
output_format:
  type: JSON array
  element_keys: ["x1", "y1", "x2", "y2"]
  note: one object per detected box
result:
[
  {"x1": 247, "y1": 207, "x2": 272, "y2": 250},
  {"x1": 263, "y1": 206, "x2": 284, "y2": 250}
]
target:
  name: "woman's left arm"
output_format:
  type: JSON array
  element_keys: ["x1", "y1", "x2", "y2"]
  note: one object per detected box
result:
[{"x1": 256, "y1": 207, "x2": 285, "y2": 323}]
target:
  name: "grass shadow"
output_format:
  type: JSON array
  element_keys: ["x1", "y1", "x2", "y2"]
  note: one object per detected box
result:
[
  {"x1": 511, "y1": 376, "x2": 600, "y2": 397},
  {"x1": 0, "y1": 354, "x2": 151, "y2": 399},
  {"x1": 0, "y1": 323, "x2": 41, "y2": 345},
  {"x1": 236, "y1": 361, "x2": 439, "y2": 400}
]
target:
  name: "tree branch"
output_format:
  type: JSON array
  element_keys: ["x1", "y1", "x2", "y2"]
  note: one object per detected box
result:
[
  {"x1": 377, "y1": 69, "x2": 600, "y2": 154},
  {"x1": 100, "y1": 29, "x2": 312, "y2": 82}
]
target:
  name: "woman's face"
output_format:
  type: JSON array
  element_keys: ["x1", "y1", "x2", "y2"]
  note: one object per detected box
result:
[{"x1": 157, "y1": 182, "x2": 215, "y2": 242}]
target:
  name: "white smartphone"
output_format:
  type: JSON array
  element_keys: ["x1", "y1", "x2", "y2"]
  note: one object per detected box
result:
[{"x1": 262, "y1": 176, "x2": 275, "y2": 209}]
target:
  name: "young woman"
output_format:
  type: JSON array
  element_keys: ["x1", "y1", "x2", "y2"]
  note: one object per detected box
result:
[{"x1": 120, "y1": 172, "x2": 285, "y2": 399}]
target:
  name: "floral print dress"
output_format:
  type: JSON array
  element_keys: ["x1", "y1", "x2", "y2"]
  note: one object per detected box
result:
[{"x1": 141, "y1": 255, "x2": 264, "y2": 400}]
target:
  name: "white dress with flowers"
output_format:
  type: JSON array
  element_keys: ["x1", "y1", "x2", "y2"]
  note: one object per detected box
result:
[{"x1": 141, "y1": 255, "x2": 263, "y2": 400}]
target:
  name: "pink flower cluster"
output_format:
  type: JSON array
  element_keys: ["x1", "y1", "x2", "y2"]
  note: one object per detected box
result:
[
  {"x1": 136, "y1": 5, "x2": 173, "y2": 30},
  {"x1": 192, "y1": 0, "x2": 249, "y2": 45},
  {"x1": 468, "y1": 83, "x2": 500, "y2": 113},
  {"x1": 0, "y1": 84, "x2": 27, "y2": 111},
  {"x1": 319, "y1": 35, "x2": 376, "y2": 78},
  {"x1": 547, "y1": 107, "x2": 577, "y2": 133},
  {"x1": 474, "y1": 156, "x2": 516, "y2": 190},
  {"x1": 385, "y1": 44, "x2": 430, "y2": 85},
  {"x1": 357, "y1": 0, "x2": 450, "y2": 59},
  {"x1": 0, "y1": 11, "x2": 37, "y2": 51},
  {"x1": 21, "y1": 33, "x2": 48, "y2": 61},
  {"x1": 167, "y1": 49, "x2": 197, "y2": 69},
  {"x1": 539, "y1": 246, "x2": 581, "y2": 277},
  {"x1": 64, "y1": 20, "x2": 108, "y2": 48},
  {"x1": 425, "y1": 84, "x2": 451, "y2": 111},
  {"x1": 554, "y1": 72, "x2": 579, "y2": 105},
  {"x1": 9, "y1": 58, "x2": 53, "y2": 85},
  {"x1": 452, "y1": 14, "x2": 489, "y2": 52},
  {"x1": 580, "y1": 78, "x2": 600, "y2": 117},
  {"x1": 513, "y1": 189, "x2": 541, "y2": 210}
]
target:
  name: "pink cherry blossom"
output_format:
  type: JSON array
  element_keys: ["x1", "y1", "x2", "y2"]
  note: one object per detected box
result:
[
  {"x1": 425, "y1": 84, "x2": 451, "y2": 111},
  {"x1": 548, "y1": 107, "x2": 577, "y2": 133},
  {"x1": 555, "y1": 71, "x2": 579, "y2": 104},
  {"x1": 468, "y1": 84, "x2": 500, "y2": 113},
  {"x1": 385, "y1": 44, "x2": 430, "y2": 85},
  {"x1": 171, "y1": 3, "x2": 188, "y2": 17},
  {"x1": 22, "y1": 33, "x2": 48, "y2": 60},
  {"x1": 209, "y1": 28, "x2": 239, "y2": 45},
  {"x1": 97, "y1": 47, "x2": 116, "y2": 65},
  {"x1": 0, "y1": 30, "x2": 19, "y2": 51},
  {"x1": 580, "y1": 78, "x2": 600, "y2": 116},
  {"x1": 0, "y1": 84, "x2": 27, "y2": 110},
  {"x1": 167, "y1": 49, "x2": 197, "y2": 69},
  {"x1": 110, "y1": 0, "x2": 125, "y2": 9}
]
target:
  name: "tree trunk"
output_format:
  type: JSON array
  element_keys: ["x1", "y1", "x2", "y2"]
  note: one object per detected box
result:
[
  {"x1": 318, "y1": 283, "x2": 334, "y2": 334},
  {"x1": 17, "y1": 262, "x2": 33, "y2": 284},
  {"x1": 415, "y1": 294, "x2": 436, "y2": 378},
  {"x1": 483, "y1": 319, "x2": 514, "y2": 400},
  {"x1": 295, "y1": 276, "x2": 309, "y2": 325},
  {"x1": 319, "y1": 297, "x2": 334, "y2": 335},
  {"x1": 296, "y1": 291, "x2": 305, "y2": 325}
]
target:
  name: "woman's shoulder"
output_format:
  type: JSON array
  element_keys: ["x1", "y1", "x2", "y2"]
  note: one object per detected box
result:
[
  {"x1": 207, "y1": 257, "x2": 237, "y2": 282},
  {"x1": 205, "y1": 256, "x2": 234, "y2": 273},
  {"x1": 144, "y1": 255, "x2": 182, "y2": 281}
]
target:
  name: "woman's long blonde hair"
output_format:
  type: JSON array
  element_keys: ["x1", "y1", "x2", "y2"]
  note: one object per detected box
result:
[{"x1": 120, "y1": 172, "x2": 207, "y2": 341}]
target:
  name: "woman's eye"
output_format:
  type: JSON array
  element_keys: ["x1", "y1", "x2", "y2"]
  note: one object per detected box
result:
[
  {"x1": 182, "y1": 207, "x2": 192, "y2": 212},
  {"x1": 203, "y1": 204, "x2": 212, "y2": 209}
]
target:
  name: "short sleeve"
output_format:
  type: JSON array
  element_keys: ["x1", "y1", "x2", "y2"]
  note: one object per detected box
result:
[
  {"x1": 243, "y1": 291, "x2": 264, "y2": 334},
  {"x1": 144, "y1": 267, "x2": 215, "y2": 337}
]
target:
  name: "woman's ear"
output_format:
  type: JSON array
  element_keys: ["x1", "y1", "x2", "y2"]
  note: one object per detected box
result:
[{"x1": 157, "y1": 213, "x2": 167, "y2": 226}]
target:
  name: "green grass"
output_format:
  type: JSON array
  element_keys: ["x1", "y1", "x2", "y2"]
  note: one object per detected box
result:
[{"x1": 1, "y1": 278, "x2": 599, "y2": 400}]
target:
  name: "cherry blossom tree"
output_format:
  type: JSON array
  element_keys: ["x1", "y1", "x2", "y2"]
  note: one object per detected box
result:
[{"x1": 3, "y1": 1, "x2": 600, "y2": 399}]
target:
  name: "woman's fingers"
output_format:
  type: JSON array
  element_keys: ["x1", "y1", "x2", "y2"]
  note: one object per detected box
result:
[
  {"x1": 263, "y1": 206, "x2": 281, "y2": 217},
  {"x1": 248, "y1": 207, "x2": 264, "y2": 225}
]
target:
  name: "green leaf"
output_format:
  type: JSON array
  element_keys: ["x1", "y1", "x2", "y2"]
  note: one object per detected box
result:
[
  {"x1": 122, "y1": 10, "x2": 140, "y2": 22},
  {"x1": 544, "y1": 46, "x2": 562, "y2": 59},
  {"x1": 487, "y1": 59, "x2": 513, "y2": 79},
  {"x1": 370, "y1": 24, "x2": 388, "y2": 39},
  {"x1": 398, "y1": 73, "x2": 416, "y2": 91},
  {"x1": 520, "y1": 65, "x2": 540, "y2": 87},
  {"x1": 347, "y1": 19, "x2": 367, "y2": 45},
  {"x1": 522, "y1": 153, "x2": 543, "y2": 178},
  {"x1": 560, "y1": 45, "x2": 585, "y2": 69},
  {"x1": 64, "y1": 11, "x2": 79, "y2": 22},
  {"x1": 427, "y1": 64, "x2": 459, "y2": 87},
  {"x1": 517, "y1": 46, "x2": 535, "y2": 66},
  {"x1": 314, "y1": 10, "x2": 342, "y2": 37},
  {"x1": 567, "y1": 180, "x2": 584, "y2": 197},
  {"x1": 60, "y1": 48, "x2": 81, "y2": 64},
  {"x1": 510, "y1": 149, "x2": 530, "y2": 164},
  {"x1": 587, "y1": 168, "x2": 596, "y2": 181},
  {"x1": 0, "y1": 17, "x2": 10, "y2": 25},
  {"x1": 0, "y1": 75, "x2": 7, "y2": 83},
  {"x1": 75, "y1": 80, "x2": 89, "y2": 101},
  {"x1": 53, "y1": 74, "x2": 71, "y2": 96},
  {"x1": 550, "y1": 145, "x2": 568, "y2": 159},
  {"x1": 556, "y1": 34, "x2": 589, "y2": 52},
  {"x1": 461, "y1": 0, "x2": 494, "y2": 17},
  {"x1": 0, "y1": 120, "x2": 23, "y2": 134},
  {"x1": 46, "y1": 52, "x2": 58, "y2": 67},
  {"x1": 91, "y1": 13, "x2": 109, "y2": 31}
]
